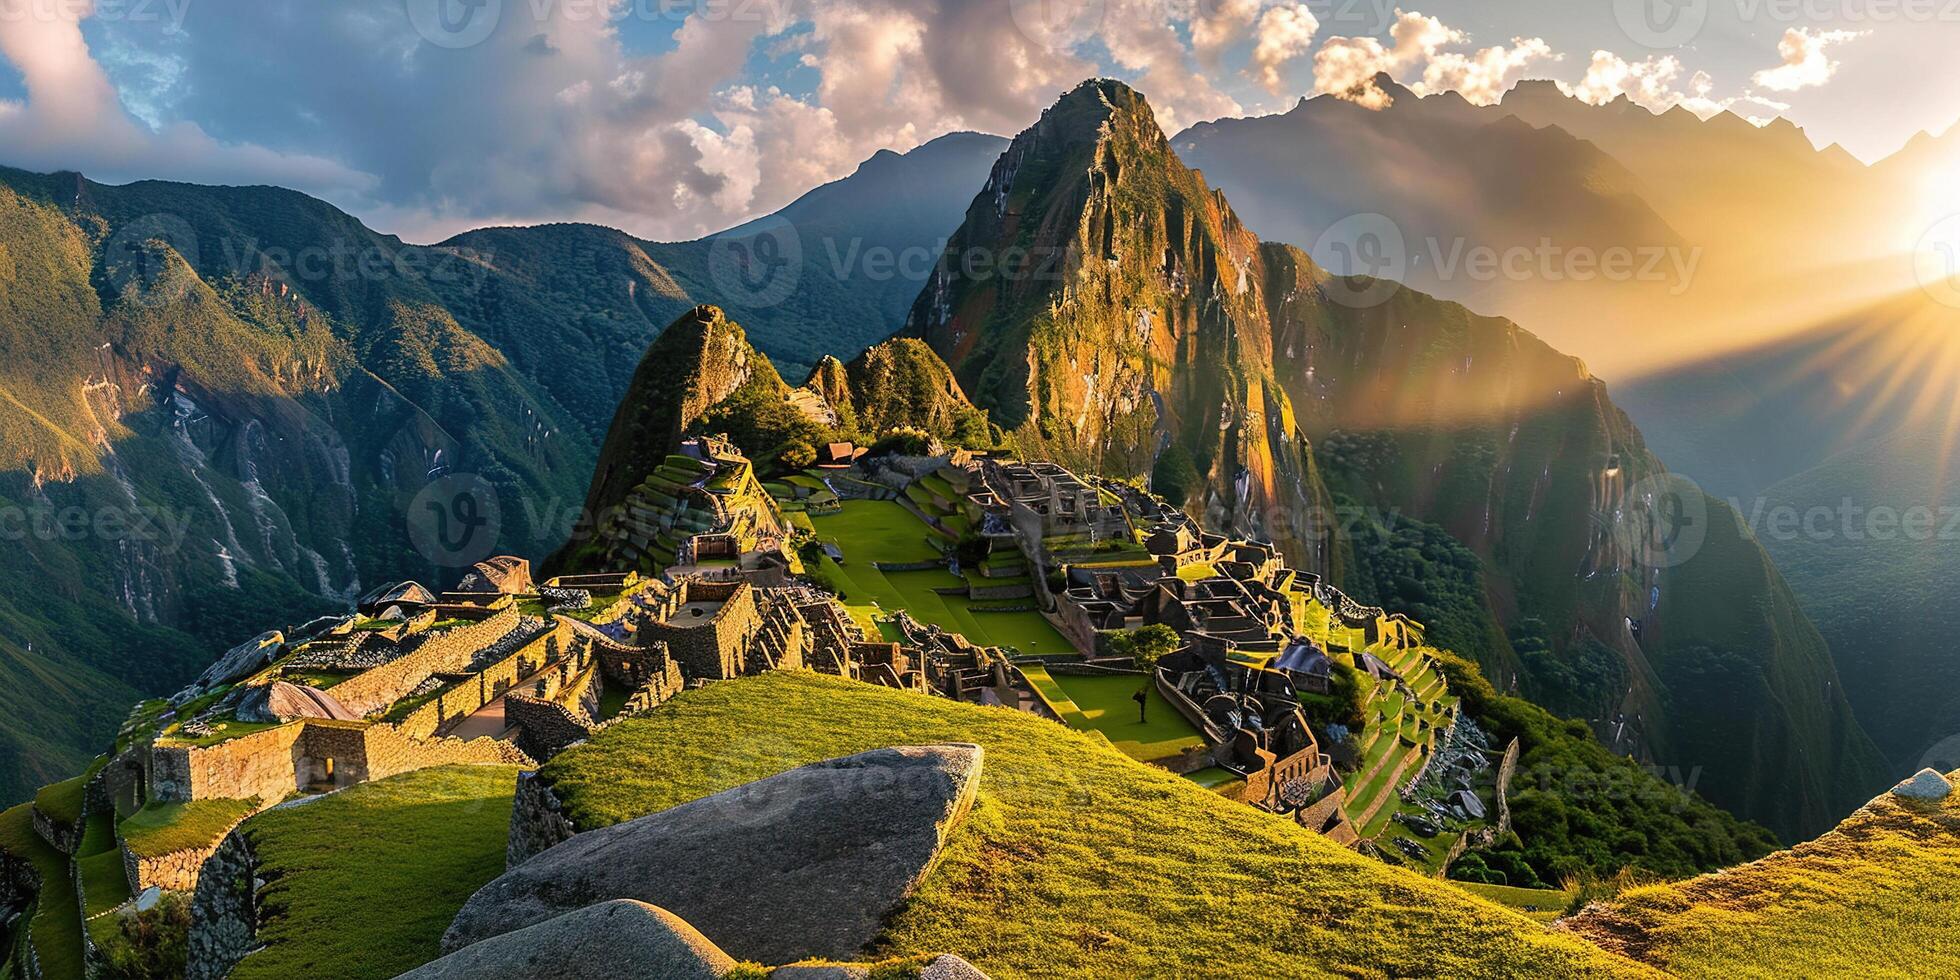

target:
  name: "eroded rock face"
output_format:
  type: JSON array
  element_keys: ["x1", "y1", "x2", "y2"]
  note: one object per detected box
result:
[
  {"x1": 185, "y1": 631, "x2": 284, "y2": 695},
  {"x1": 443, "y1": 744, "x2": 984, "y2": 965},
  {"x1": 1891, "y1": 768, "x2": 1954, "y2": 800},
  {"x1": 396, "y1": 900, "x2": 736, "y2": 980}
]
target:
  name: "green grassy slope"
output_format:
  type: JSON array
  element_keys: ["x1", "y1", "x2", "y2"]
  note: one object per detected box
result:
[
  {"x1": 230, "y1": 765, "x2": 524, "y2": 980},
  {"x1": 1562, "y1": 772, "x2": 1960, "y2": 978},
  {"x1": 539, "y1": 671, "x2": 1651, "y2": 979}
]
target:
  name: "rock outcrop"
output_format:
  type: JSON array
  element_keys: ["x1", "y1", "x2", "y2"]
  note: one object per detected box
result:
[
  {"x1": 234, "y1": 681, "x2": 360, "y2": 723},
  {"x1": 1892, "y1": 768, "x2": 1953, "y2": 800},
  {"x1": 443, "y1": 744, "x2": 984, "y2": 964},
  {"x1": 398, "y1": 900, "x2": 737, "y2": 980},
  {"x1": 187, "y1": 632, "x2": 285, "y2": 694}
]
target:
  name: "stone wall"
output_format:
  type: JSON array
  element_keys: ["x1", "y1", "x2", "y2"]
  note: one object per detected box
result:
[
  {"x1": 152, "y1": 723, "x2": 309, "y2": 804},
  {"x1": 359, "y1": 722, "x2": 533, "y2": 784},
  {"x1": 393, "y1": 619, "x2": 566, "y2": 740},
  {"x1": 506, "y1": 771, "x2": 578, "y2": 868},
  {"x1": 331, "y1": 607, "x2": 522, "y2": 717},
  {"x1": 503, "y1": 694, "x2": 594, "y2": 763},
  {"x1": 30, "y1": 806, "x2": 80, "y2": 857},
  {"x1": 643, "y1": 580, "x2": 759, "y2": 680},
  {"x1": 186, "y1": 829, "x2": 260, "y2": 980},
  {"x1": 124, "y1": 833, "x2": 238, "y2": 894}
]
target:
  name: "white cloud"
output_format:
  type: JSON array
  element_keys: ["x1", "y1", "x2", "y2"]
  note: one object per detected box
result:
[
  {"x1": 0, "y1": 3, "x2": 371, "y2": 198},
  {"x1": 1413, "y1": 36, "x2": 1559, "y2": 105},
  {"x1": 1311, "y1": 9, "x2": 1463, "y2": 108},
  {"x1": 1194, "y1": 0, "x2": 1264, "y2": 67},
  {"x1": 1751, "y1": 27, "x2": 1866, "y2": 92},
  {"x1": 1564, "y1": 51, "x2": 1790, "y2": 124},
  {"x1": 1251, "y1": 4, "x2": 1321, "y2": 96}
]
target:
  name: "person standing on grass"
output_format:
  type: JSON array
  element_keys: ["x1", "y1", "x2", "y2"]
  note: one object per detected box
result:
[{"x1": 1133, "y1": 685, "x2": 1148, "y2": 723}]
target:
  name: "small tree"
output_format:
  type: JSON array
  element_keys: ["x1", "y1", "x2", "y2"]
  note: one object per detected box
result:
[
  {"x1": 1128, "y1": 624, "x2": 1180, "y2": 672},
  {"x1": 779, "y1": 440, "x2": 817, "y2": 471}
]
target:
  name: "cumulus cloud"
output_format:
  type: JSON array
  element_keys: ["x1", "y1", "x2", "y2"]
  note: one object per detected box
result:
[
  {"x1": 1251, "y1": 4, "x2": 1320, "y2": 96},
  {"x1": 0, "y1": 2, "x2": 371, "y2": 199},
  {"x1": 1751, "y1": 27, "x2": 1866, "y2": 92},
  {"x1": 1565, "y1": 51, "x2": 1789, "y2": 124},
  {"x1": 1193, "y1": 0, "x2": 1264, "y2": 67},
  {"x1": 1312, "y1": 9, "x2": 1463, "y2": 108},
  {"x1": 1413, "y1": 36, "x2": 1559, "y2": 105}
]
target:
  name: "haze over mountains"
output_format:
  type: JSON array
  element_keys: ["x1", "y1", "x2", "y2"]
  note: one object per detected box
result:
[{"x1": 0, "y1": 74, "x2": 1955, "y2": 837}]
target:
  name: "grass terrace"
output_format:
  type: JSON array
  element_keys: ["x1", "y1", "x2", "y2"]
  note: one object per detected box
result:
[
  {"x1": 118, "y1": 798, "x2": 260, "y2": 860},
  {"x1": 811, "y1": 501, "x2": 1072, "y2": 656},
  {"x1": 538, "y1": 672, "x2": 1647, "y2": 979},
  {"x1": 77, "y1": 813, "x2": 130, "y2": 946},
  {"x1": 32, "y1": 772, "x2": 89, "y2": 828},
  {"x1": 227, "y1": 765, "x2": 526, "y2": 980},
  {"x1": 1019, "y1": 667, "x2": 1204, "y2": 763},
  {"x1": 0, "y1": 802, "x2": 81, "y2": 979}
]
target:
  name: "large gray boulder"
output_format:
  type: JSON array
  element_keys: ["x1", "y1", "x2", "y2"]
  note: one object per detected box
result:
[
  {"x1": 444, "y1": 744, "x2": 984, "y2": 965},
  {"x1": 396, "y1": 900, "x2": 734, "y2": 979},
  {"x1": 1891, "y1": 768, "x2": 1953, "y2": 800}
]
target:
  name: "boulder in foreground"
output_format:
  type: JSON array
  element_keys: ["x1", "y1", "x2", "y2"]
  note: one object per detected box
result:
[
  {"x1": 397, "y1": 900, "x2": 736, "y2": 979},
  {"x1": 443, "y1": 744, "x2": 984, "y2": 964}
]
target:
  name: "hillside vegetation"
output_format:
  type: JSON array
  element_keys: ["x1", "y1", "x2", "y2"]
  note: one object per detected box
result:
[
  {"x1": 540, "y1": 671, "x2": 1651, "y2": 979},
  {"x1": 1562, "y1": 772, "x2": 1960, "y2": 978}
]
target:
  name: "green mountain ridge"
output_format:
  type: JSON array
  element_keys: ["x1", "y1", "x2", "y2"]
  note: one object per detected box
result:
[{"x1": 0, "y1": 137, "x2": 991, "y2": 804}]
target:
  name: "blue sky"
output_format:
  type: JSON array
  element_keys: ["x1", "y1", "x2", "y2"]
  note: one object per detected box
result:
[{"x1": 0, "y1": 0, "x2": 1951, "y2": 242}]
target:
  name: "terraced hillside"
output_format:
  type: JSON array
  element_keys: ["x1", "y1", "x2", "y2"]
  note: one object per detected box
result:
[{"x1": 534, "y1": 671, "x2": 1650, "y2": 979}]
